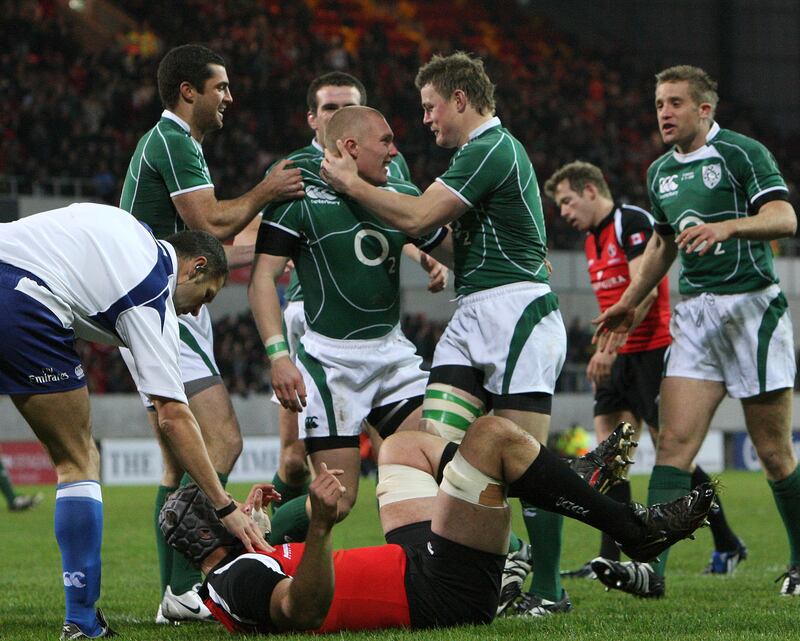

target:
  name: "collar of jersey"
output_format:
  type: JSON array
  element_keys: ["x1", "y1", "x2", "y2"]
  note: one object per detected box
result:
[
  {"x1": 589, "y1": 204, "x2": 618, "y2": 235},
  {"x1": 161, "y1": 110, "x2": 192, "y2": 135},
  {"x1": 671, "y1": 121, "x2": 721, "y2": 163},
  {"x1": 156, "y1": 240, "x2": 179, "y2": 295},
  {"x1": 311, "y1": 138, "x2": 324, "y2": 153},
  {"x1": 467, "y1": 116, "x2": 502, "y2": 142}
]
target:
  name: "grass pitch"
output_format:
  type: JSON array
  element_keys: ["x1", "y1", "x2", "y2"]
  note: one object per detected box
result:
[{"x1": 0, "y1": 471, "x2": 794, "y2": 640}]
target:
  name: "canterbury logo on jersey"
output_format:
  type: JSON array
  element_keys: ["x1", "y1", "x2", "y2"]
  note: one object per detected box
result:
[
  {"x1": 658, "y1": 175, "x2": 679, "y2": 195},
  {"x1": 63, "y1": 572, "x2": 86, "y2": 588},
  {"x1": 305, "y1": 185, "x2": 338, "y2": 203}
]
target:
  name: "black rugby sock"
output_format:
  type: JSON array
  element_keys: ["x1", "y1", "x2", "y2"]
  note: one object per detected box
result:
[
  {"x1": 508, "y1": 445, "x2": 643, "y2": 546},
  {"x1": 599, "y1": 480, "x2": 632, "y2": 560}
]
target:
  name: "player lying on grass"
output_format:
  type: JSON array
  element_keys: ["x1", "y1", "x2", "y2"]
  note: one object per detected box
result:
[{"x1": 160, "y1": 417, "x2": 715, "y2": 633}]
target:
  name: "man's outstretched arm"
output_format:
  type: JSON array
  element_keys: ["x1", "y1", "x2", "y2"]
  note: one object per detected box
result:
[
  {"x1": 322, "y1": 143, "x2": 467, "y2": 236},
  {"x1": 268, "y1": 464, "x2": 344, "y2": 631}
]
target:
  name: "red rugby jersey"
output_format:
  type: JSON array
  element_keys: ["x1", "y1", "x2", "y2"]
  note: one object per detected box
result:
[
  {"x1": 202, "y1": 543, "x2": 411, "y2": 634},
  {"x1": 585, "y1": 204, "x2": 671, "y2": 353}
]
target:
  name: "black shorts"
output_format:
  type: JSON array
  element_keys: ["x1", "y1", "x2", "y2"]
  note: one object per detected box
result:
[
  {"x1": 398, "y1": 526, "x2": 504, "y2": 629},
  {"x1": 594, "y1": 345, "x2": 667, "y2": 428}
]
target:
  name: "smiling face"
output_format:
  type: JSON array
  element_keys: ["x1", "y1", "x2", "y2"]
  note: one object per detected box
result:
[
  {"x1": 420, "y1": 83, "x2": 463, "y2": 149},
  {"x1": 308, "y1": 85, "x2": 363, "y2": 144},
  {"x1": 354, "y1": 114, "x2": 396, "y2": 186},
  {"x1": 655, "y1": 80, "x2": 711, "y2": 153},
  {"x1": 193, "y1": 64, "x2": 232, "y2": 135}
]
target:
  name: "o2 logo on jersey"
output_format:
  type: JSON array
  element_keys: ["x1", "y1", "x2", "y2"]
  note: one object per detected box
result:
[
  {"x1": 354, "y1": 229, "x2": 390, "y2": 266},
  {"x1": 678, "y1": 215, "x2": 725, "y2": 255},
  {"x1": 702, "y1": 163, "x2": 722, "y2": 189},
  {"x1": 658, "y1": 175, "x2": 679, "y2": 195}
]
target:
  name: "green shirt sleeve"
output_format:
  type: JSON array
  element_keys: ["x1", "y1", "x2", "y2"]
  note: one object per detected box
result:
[
  {"x1": 151, "y1": 131, "x2": 212, "y2": 196},
  {"x1": 721, "y1": 136, "x2": 787, "y2": 207},
  {"x1": 436, "y1": 138, "x2": 510, "y2": 207}
]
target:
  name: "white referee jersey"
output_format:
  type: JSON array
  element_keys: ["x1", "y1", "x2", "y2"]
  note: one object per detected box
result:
[{"x1": 0, "y1": 203, "x2": 187, "y2": 403}]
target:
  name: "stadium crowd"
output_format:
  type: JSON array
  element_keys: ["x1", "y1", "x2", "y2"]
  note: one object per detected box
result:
[{"x1": 3, "y1": 0, "x2": 797, "y2": 251}]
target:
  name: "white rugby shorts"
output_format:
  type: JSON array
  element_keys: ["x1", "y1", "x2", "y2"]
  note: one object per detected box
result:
[
  {"x1": 296, "y1": 326, "x2": 427, "y2": 439},
  {"x1": 431, "y1": 282, "x2": 566, "y2": 396},
  {"x1": 665, "y1": 284, "x2": 795, "y2": 398}
]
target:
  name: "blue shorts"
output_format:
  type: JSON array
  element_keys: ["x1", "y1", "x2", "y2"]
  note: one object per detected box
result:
[{"x1": 0, "y1": 262, "x2": 86, "y2": 395}]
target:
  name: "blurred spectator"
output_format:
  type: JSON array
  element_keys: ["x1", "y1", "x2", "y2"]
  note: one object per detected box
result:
[{"x1": 4, "y1": 0, "x2": 796, "y2": 252}]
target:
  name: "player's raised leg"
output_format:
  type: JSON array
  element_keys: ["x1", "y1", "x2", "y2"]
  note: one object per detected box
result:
[{"x1": 431, "y1": 416, "x2": 714, "y2": 567}]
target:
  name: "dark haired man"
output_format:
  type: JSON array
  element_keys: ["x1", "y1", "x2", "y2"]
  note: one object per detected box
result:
[
  {"x1": 119, "y1": 43, "x2": 304, "y2": 622},
  {"x1": 323, "y1": 51, "x2": 567, "y2": 616},
  {"x1": 0, "y1": 203, "x2": 267, "y2": 639}
]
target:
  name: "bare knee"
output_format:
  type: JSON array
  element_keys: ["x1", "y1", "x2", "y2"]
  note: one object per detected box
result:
[
  {"x1": 335, "y1": 491, "x2": 358, "y2": 521},
  {"x1": 54, "y1": 437, "x2": 100, "y2": 482},
  {"x1": 653, "y1": 426, "x2": 696, "y2": 468},
  {"x1": 378, "y1": 432, "x2": 429, "y2": 468},
  {"x1": 207, "y1": 419, "x2": 243, "y2": 473},
  {"x1": 280, "y1": 443, "x2": 309, "y2": 485},
  {"x1": 461, "y1": 415, "x2": 527, "y2": 452},
  {"x1": 754, "y1": 443, "x2": 797, "y2": 480}
]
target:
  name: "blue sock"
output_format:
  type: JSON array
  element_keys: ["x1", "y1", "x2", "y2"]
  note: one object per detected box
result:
[{"x1": 55, "y1": 481, "x2": 103, "y2": 636}]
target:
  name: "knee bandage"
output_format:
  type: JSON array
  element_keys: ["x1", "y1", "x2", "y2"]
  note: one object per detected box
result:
[
  {"x1": 440, "y1": 451, "x2": 508, "y2": 509},
  {"x1": 377, "y1": 464, "x2": 439, "y2": 508},
  {"x1": 421, "y1": 384, "x2": 485, "y2": 444}
]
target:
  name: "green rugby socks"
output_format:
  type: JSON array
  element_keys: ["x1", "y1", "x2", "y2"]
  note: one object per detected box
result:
[
  {"x1": 647, "y1": 465, "x2": 692, "y2": 576},
  {"x1": 769, "y1": 465, "x2": 800, "y2": 566}
]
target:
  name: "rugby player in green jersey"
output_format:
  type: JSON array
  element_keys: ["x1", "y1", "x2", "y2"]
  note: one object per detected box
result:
[
  {"x1": 546, "y1": 161, "x2": 744, "y2": 596},
  {"x1": 249, "y1": 106, "x2": 449, "y2": 544},
  {"x1": 595, "y1": 65, "x2": 800, "y2": 597},
  {"x1": 251, "y1": 73, "x2": 446, "y2": 526},
  {"x1": 322, "y1": 51, "x2": 569, "y2": 617},
  {"x1": 119, "y1": 44, "x2": 304, "y2": 623}
]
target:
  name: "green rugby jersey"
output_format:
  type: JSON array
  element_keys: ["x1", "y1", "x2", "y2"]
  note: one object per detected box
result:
[
  {"x1": 436, "y1": 117, "x2": 549, "y2": 296},
  {"x1": 257, "y1": 158, "x2": 445, "y2": 340},
  {"x1": 277, "y1": 140, "x2": 412, "y2": 304},
  {"x1": 119, "y1": 111, "x2": 214, "y2": 239},
  {"x1": 647, "y1": 122, "x2": 789, "y2": 295}
]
